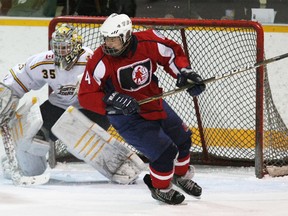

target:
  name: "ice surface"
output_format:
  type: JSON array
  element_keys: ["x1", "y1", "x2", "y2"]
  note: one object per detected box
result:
[{"x1": 1, "y1": 162, "x2": 288, "y2": 216}]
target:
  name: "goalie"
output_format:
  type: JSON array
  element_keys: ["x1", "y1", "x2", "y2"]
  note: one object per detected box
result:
[{"x1": 0, "y1": 23, "x2": 144, "y2": 185}]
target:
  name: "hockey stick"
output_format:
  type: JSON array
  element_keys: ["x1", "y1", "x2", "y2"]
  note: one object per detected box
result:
[
  {"x1": 1, "y1": 97, "x2": 50, "y2": 186},
  {"x1": 138, "y1": 52, "x2": 288, "y2": 105}
]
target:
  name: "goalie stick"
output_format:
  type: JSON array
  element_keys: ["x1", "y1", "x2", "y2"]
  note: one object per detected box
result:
[
  {"x1": 138, "y1": 52, "x2": 288, "y2": 105},
  {"x1": 0, "y1": 97, "x2": 50, "y2": 186}
]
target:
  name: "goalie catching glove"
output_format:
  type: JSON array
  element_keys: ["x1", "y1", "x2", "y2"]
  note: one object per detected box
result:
[
  {"x1": 176, "y1": 68, "x2": 206, "y2": 97},
  {"x1": 103, "y1": 92, "x2": 140, "y2": 115}
]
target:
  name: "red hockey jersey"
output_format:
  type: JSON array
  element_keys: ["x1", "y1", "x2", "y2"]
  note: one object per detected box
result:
[{"x1": 78, "y1": 29, "x2": 190, "y2": 120}]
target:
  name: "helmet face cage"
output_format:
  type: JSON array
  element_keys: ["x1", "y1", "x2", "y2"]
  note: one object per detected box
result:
[
  {"x1": 101, "y1": 33, "x2": 131, "y2": 56},
  {"x1": 50, "y1": 24, "x2": 83, "y2": 70},
  {"x1": 100, "y1": 13, "x2": 132, "y2": 56},
  {"x1": 52, "y1": 40, "x2": 72, "y2": 57},
  {"x1": 51, "y1": 24, "x2": 81, "y2": 57}
]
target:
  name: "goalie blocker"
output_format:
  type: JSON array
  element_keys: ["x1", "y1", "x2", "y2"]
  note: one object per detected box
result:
[{"x1": 51, "y1": 106, "x2": 145, "y2": 184}]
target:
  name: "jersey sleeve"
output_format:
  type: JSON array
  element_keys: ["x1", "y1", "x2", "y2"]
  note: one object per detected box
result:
[
  {"x1": 78, "y1": 50, "x2": 107, "y2": 115},
  {"x1": 2, "y1": 63, "x2": 32, "y2": 98},
  {"x1": 2, "y1": 52, "x2": 51, "y2": 98},
  {"x1": 149, "y1": 29, "x2": 190, "y2": 78}
]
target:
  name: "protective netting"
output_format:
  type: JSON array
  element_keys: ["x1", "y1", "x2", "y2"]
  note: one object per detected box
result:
[
  {"x1": 263, "y1": 68, "x2": 288, "y2": 166},
  {"x1": 49, "y1": 17, "x2": 288, "y2": 178}
]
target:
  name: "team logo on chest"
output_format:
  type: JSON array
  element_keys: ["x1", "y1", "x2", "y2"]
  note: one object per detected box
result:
[
  {"x1": 57, "y1": 85, "x2": 76, "y2": 95},
  {"x1": 132, "y1": 65, "x2": 149, "y2": 85},
  {"x1": 118, "y1": 59, "x2": 152, "y2": 91}
]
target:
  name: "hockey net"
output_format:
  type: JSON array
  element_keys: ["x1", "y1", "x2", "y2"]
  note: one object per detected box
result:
[{"x1": 49, "y1": 16, "x2": 288, "y2": 178}]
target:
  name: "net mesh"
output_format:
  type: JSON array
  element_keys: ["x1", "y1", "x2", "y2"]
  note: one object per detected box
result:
[{"x1": 49, "y1": 17, "x2": 288, "y2": 177}]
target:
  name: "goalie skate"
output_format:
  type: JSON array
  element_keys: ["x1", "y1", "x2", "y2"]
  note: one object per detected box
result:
[{"x1": 143, "y1": 174, "x2": 185, "y2": 205}]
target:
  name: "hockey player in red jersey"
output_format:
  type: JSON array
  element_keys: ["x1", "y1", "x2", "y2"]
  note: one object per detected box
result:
[{"x1": 78, "y1": 13, "x2": 206, "y2": 204}]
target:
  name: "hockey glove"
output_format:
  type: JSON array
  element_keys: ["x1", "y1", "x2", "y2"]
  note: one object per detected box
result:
[
  {"x1": 103, "y1": 92, "x2": 140, "y2": 115},
  {"x1": 176, "y1": 68, "x2": 206, "y2": 97}
]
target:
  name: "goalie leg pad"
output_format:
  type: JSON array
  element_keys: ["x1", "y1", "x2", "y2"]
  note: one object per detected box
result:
[
  {"x1": 4, "y1": 98, "x2": 49, "y2": 177},
  {"x1": 10, "y1": 97, "x2": 45, "y2": 152},
  {"x1": 52, "y1": 106, "x2": 146, "y2": 184},
  {"x1": 111, "y1": 152, "x2": 146, "y2": 184},
  {"x1": 15, "y1": 148, "x2": 47, "y2": 176},
  {"x1": 26, "y1": 138, "x2": 50, "y2": 157},
  {"x1": 1, "y1": 140, "x2": 49, "y2": 179}
]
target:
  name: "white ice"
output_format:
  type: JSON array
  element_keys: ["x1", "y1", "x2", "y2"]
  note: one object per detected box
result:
[{"x1": 1, "y1": 162, "x2": 288, "y2": 216}]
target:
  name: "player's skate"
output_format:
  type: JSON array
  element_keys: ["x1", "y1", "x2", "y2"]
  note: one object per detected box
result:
[
  {"x1": 172, "y1": 165, "x2": 202, "y2": 197},
  {"x1": 143, "y1": 174, "x2": 185, "y2": 205}
]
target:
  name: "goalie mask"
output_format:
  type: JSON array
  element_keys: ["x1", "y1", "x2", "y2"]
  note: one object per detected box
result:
[
  {"x1": 100, "y1": 13, "x2": 132, "y2": 57},
  {"x1": 50, "y1": 24, "x2": 83, "y2": 70}
]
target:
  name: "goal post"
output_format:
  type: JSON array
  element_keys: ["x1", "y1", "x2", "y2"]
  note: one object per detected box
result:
[{"x1": 48, "y1": 16, "x2": 288, "y2": 178}]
